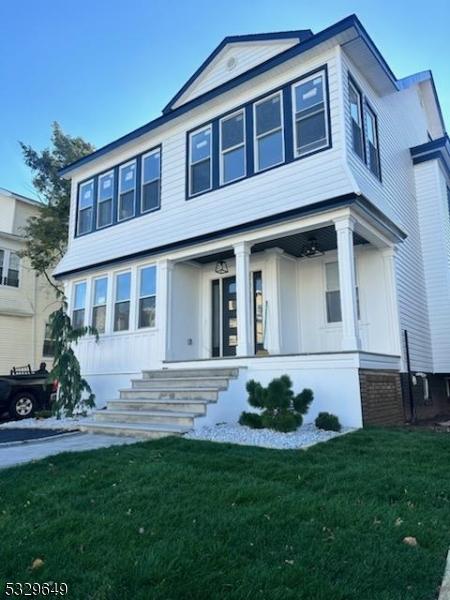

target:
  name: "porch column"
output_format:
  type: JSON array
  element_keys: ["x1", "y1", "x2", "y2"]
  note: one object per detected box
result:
[
  {"x1": 234, "y1": 241, "x2": 253, "y2": 356},
  {"x1": 264, "y1": 248, "x2": 283, "y2": 355},
  {"x1": 156, "y1": 258, "x2": 174, "y2": 363},
  {"x1": 381, "y1": 246, "x2": 402, "y2": 358},
  {"x1": 334, "y1": 216, "x2": 361, "y2": 351}
]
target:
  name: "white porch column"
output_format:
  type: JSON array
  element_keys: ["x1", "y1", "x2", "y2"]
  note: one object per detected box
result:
[
  {"x1": 334, "y1": 216, "x2": 361, "y2": 351},
  {"x1": 234, "y1": 241, "x2": 253, "y2": 356},
  {"x1": 381, "y1": 246, "x2": 402, "y2": 359},
  {"x1": 156, "y1": 258, "x2": 174, "y2": 363},
  {"x1": 263, "y1": 248, "x2": 283, "y2": 355}
]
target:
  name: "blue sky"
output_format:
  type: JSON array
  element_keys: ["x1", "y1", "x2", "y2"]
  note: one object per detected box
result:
[{"x1": 0, "y1": 0, "x2": 448, "y2": 199}]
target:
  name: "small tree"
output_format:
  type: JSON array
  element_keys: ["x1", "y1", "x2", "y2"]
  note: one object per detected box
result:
[
  {"x1": 239, "y1": 375, "x2": 313, "y2": 432},
  {"x1": 20, "y1": 123, "x2": 96, "y2": 416}
]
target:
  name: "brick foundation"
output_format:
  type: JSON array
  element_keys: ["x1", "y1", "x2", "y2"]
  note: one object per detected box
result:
[{"x1": 359, "y1": 369, "x2": 404, "y2": 426}]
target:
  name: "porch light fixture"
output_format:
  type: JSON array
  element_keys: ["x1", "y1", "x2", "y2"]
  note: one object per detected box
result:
[
  {"x1": 215, "y1": 259, "x2": 229, "y2": 275},
  {"x1": 300, "y1": 237, "x2": 324, "y2": 258}
]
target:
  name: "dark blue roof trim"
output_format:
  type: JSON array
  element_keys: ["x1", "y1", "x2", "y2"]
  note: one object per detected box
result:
[
  {"x1": 162, "y1": 29, "x2": 313, "y2": 114},
  {"x1": 410, "y1": 135, "x2": 450, "y2": 179},
  {"x1": 410, "y1": 135, "x2": 449, "y2": 156},
  {"x1": 53, "y1": 193, "x2": 405, "y2": 279},
  {"x1": 59, "y1": 14, "x2": 404, "y2": 177}
]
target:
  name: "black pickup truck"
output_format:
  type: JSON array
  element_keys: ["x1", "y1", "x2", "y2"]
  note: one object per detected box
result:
[{"x1": 0, "y1": 365, "x2": 56, "y2": 420}]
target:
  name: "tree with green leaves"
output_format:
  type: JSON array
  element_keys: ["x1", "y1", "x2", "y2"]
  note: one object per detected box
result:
[{"x1": 20, "y1": 122, "x2": 97, "y2": 416}]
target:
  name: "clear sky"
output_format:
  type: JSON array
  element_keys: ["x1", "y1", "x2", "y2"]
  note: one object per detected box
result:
[{"x1": 0, "y1": 0, "x2": 448, "y2": 199}]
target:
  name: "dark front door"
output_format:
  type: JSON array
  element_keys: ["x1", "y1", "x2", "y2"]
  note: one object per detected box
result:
[{"x1": 222, "y1": 276, "x2": 237, "y2": 356}]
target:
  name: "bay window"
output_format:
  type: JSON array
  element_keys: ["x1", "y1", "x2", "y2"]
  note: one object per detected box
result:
[
  {"x1": 72, "y1": 282, "x2": 87, "y2": 329},
  {"x1": 92, "y1": 277, "x2": 108, "y2": 333},
  {"x1": 114, "y1": 272, "x2": 131, "y2": 331},
  {"x1": 189, "y1": 126, "x2": 212, "y2": 196},
  {"x1": 254, "y1": 92, "x2": 284, "y2": 172},
  {"x1": 293, "y1": 71, "x2": 328, "y2": 156},
  {"x1": 220, "y1": 111, "x2": 246, "y2": 184},
  {"x1": 118, "y1": 161, "x2": 136, "y2": 221},
  {"x1": 77, "y1": 180, "x2": 94, "y2": 235},
  {"x1": 141, "y1": 149, "x2": 161, "y2": 212},
  {"x1": 138, "y1": 266, "x2": 156, "y2": 328},
  {"x1": 97, "y1": 171, "x2": 114, "y2": 228}
]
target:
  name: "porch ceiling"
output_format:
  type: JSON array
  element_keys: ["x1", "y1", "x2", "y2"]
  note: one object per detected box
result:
[{"x1": 193, "y1": 226, "x2": 368, "y2": 264}]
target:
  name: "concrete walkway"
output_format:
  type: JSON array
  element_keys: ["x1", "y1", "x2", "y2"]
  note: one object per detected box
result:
[{"x1": 0, "y1": 431, "x2": 139, "y2": 469}]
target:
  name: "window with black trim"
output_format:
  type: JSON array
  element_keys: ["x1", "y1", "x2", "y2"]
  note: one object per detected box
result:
[
  {"x1": 72, "y1": 281, "x2": 87, "y2": 329},
  {"x1": 78, "y1": 180, "x2": 94, "y2": 235},
  {"x1": 142, "y1": 149, "x2": 161, "y2": 212},
  {"x1": 364, "y1": 105, "x2": 380, "y2": 179},
  {"x1": 97, "y1": 171, "x2": 114, "y2": 228},
  {"x1": 220, "y1": 110, "x2": 246, "y2": 184},
  {"x1": 138, "y1": 265, "x2": 156, "y2": 328},
  {"x1": 254, "y1": 92, "x2": 284, "y2": 172},
  {"x1": 118, "y1": 161, "x2": 136, "y2": 221},
  {"x1": 293, "y1": 71, "x2": 328, "y2": 156},
  {"x1": 189, "y1": 126, "x2": 212, "y2": 196},
  {"x1": 349, "y1": 79, "x2": 364, "y2": 160}
]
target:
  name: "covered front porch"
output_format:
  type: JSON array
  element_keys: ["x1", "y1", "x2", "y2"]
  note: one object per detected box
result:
[{"x1": 156, "y1": 202, "x2": 404, "y2": 365}]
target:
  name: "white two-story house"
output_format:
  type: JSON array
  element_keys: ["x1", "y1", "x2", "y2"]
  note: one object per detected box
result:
[{"x1": 54, "y1": 14, "x2": 450, "y2": 437}]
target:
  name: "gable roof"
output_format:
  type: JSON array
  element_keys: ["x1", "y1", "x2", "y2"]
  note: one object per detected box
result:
[
  {"x1": 162, "y1": 29, "x2": 313, "y2": 113},
  {"x1": 58, "y1": 14, "x2": 445, "y2": 178}
]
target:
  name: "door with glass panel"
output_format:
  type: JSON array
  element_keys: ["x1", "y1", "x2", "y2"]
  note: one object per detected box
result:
[{"x1": 211, "y1": 272, "x2": 264, "y2": 357}]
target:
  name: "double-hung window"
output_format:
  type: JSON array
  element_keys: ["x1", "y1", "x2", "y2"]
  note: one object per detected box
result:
[
  {"x1": 349, "y1": 79, "x2": 364, "y2": 160},
  {"x1": 293, "y1": 71, "x2": 328, "y2": 156},
  {"x1": 138, "y1": 266, "x2": 156, "y2": 328},
  {"x1": 325, "y1": 261, "x2": 360, "y2": 324},
  {"x1": 118, "y1": 161, "x2": 136, "y2": 221},
  {"x1": 189, "y1": 126, "x2": 212, "y2": 196},
  {"x1": 114, "y1": 272, "x2": 131, "y2": 331},
  {"x1": 72, "y1": 281, "x2": 87, "y2": 329},
  {"x1": 0, "y1": 249, "x2": 20, "y2": 287},
  {"x1": 364, "y1": 105, "x2": 381, "y2": 179},
  {"x1": 141, "y1": 149, "x2": 161, "y2": 212},
  {"x1": 78, "y1": 180, "x2": 94, "y2": 235},
  {"x1": 92, "y1": 277, "x2": 108, "y2": 333},
  {"x1": 43, "y1": 323, "x2": 55, "y2": 357},
  {"x1": 220, "y1": 111, "x2": 246, "y2": 184},
  {"x1": 97, "y1": 171, "x2": 114, "y2": 228},
  {"x1": 254, "y1": 92, "x2": 284, "y2": 172}
]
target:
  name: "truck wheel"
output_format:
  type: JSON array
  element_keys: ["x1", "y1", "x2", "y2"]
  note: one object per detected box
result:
[{"x1": 10, "y1": 392, "x2": 36, "y2": 419}]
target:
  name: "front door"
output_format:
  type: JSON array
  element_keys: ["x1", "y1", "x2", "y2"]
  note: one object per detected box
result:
[{"x1": 211, "y1": 272, "x2": 264, "y2": 357}]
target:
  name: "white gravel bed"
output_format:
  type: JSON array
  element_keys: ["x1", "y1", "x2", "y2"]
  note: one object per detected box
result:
[
  {"x1": 184, "y1": 422, "x2": 355, "y2": 449},
  {"x1": 0, "y1": 414, "x2": 90, "y2": 431}
]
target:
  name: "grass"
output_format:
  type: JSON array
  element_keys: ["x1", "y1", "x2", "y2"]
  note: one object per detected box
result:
[{"x1": 0, "y1": 428, "x2": 449, "y2": 600}]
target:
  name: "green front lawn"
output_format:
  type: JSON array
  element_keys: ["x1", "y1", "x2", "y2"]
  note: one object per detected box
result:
[{"x1": 1, "y1": 429, "x2": 449, "y2": 599}]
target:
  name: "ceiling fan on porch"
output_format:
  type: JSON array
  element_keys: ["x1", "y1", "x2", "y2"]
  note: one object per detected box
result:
[{"x1": 299, "y1": 237, "x2": 324, "y2": 258}]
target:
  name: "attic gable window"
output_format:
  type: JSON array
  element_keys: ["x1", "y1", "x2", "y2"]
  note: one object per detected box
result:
[
  {"x1": 254, "y1": 92, "x2": 284, "y2": 172},
  {"x1": 77, "y1": 179, "x2": 94, "y2": 235},
  {"x1": 349, "y1": 78, "x2": 365, "y2": 161},
  {"x1": 189, "y1": 126, "x2": 212, "y2": 196},
  {"x1": 293, "y1": 71, "x2": 328, "y2": 156},
  {"x1": 220, "y1": 110, "x2": 246, "y2": 184}
]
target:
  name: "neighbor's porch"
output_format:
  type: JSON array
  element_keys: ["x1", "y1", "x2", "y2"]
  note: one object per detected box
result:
[{"x1": 156, "y1": 207, "x2": 403, "y2": 365}]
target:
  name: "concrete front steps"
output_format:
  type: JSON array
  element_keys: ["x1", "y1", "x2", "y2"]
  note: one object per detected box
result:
[{"x1": 81, "y1": 367, "x2": 239, "y2": 439}]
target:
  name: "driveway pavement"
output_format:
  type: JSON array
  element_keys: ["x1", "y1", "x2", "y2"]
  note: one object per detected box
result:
[{"x1": 0, "y1": 431, "x2": 138, "y2": 469}]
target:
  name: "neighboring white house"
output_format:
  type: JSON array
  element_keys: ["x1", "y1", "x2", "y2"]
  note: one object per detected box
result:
[
  {"x1": 54, "y1": 14, "x2": 450, "y2": 436},
  {"x1": 0, "y1": 188, "x2": 59, "y2": 374}
]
